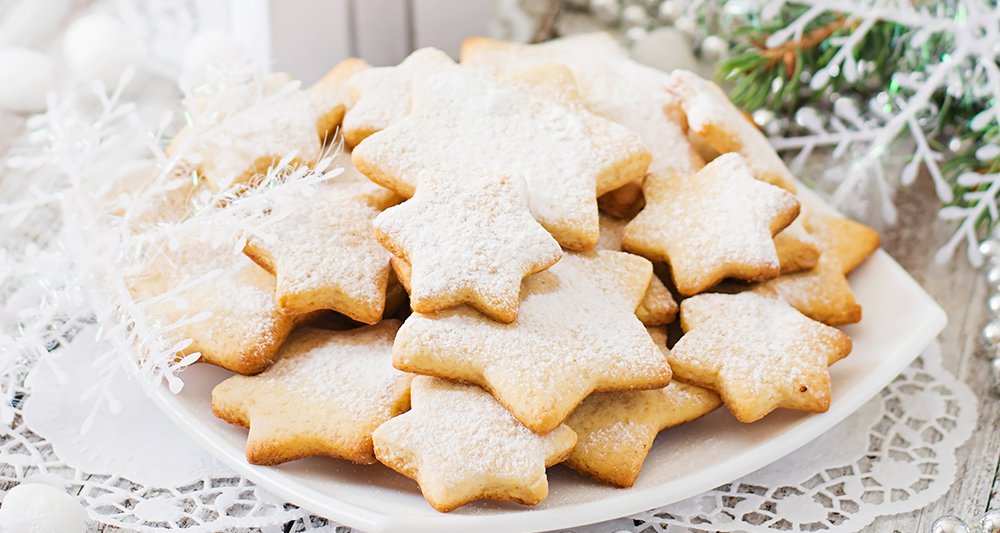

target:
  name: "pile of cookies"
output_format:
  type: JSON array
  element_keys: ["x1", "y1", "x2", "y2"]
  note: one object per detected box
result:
[{"x1": 128, "y1": 32, "x2": 880, "y2": 513}]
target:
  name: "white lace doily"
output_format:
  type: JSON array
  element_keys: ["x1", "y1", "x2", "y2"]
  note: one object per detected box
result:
[{"x1": 2, "y1": 336, "x2": 975, "y2": 533}]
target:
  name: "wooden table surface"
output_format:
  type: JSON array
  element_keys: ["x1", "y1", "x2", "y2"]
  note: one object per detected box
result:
[{"x1": 857, "y1": 174, "x2": 999, "y2": 532}]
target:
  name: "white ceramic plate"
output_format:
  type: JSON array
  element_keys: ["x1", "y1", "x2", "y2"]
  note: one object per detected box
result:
[{"x1": 151, "y1": 188, "x2": 947, "y2": 533}]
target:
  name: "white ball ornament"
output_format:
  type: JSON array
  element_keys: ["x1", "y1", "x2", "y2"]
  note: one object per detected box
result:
[
  {"x1": 700, "y1": 35, "x2": 729, "y2": 61},
  {"x1": 931, "y1": 516, "x2": 972, "y2": 533},
  {"x1": 63, "y1": 14, "x2": 141, "y2": 88},
  {"x1": 0, "y1": 47, "x2": 53, "y2": 113},
  {"x1": 0, "y1": 483, "x2": 88, "y2": 533}
]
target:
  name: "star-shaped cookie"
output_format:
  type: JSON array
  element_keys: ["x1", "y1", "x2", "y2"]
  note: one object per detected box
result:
[
  {"x1": 128, "y1": 231, "x2": 296, "y2": 375},
  {"x1": 666, "y1": 69, "x2": 797, "y2": 192},
  {"x1": 371, "y1": 376, "x2": 577, "y2": 512},
  {"x1": 670, "y1": 290, "x2": 852, "y2": 423},
  {"x1": 242, "y1": 153, "x2": 399, "y2": 324},
  {"x1": 169, "y1": 72, "x2": 346, "y2": 191},
  {"x1": 212, "y1": 321, "x2": 413, "y2": 465},
  {"x1": 341, "y1": 47, "x2": 454, "y2": 147},
  {"x1": 352, "y1": 61, "x2": 651, "y2": 250},
  {"x1": 372, "y1": 172, "x2": 561, "y2": 322},
  {"x1": 563, "y1": 326, "x2": 721, "y2": 487},
  {"x1": 392, "y1": 250, "x2": 671, "y2": 434},
  {"x1": 461, "y1": 32, "x2": 703, "y2": 180},
  {"x1": 622, "y1": 153, "x2": 800, "y2": 296},
  {"x1": 760, "y1": 211, "x2": 880, "y2": 325}
]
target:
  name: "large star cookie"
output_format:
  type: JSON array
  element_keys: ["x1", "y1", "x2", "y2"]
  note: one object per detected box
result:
[
  {"x1": 760, "y1": 211, "x2": 880, "y2": 325},
  {"x1": 242, "y1": 150, "x2": 400, "y2": 324},
  {"x1": 371, "y1": 376, "x2": 576, "y2": 512},
  {"x1": 341, "y1": 47, "x2": 454, "y2": 147},
  {"x1": 461, "y1": 32, "x2": 703, "y2": 180},
  {"x1": 169, "y1": 73, "x2": 345, "y2": 191},
  {"x1": 373, "y1": 172, "x2": 561, "y2": 322},
  {"x1": 670, "y1": 290, "x2": 852, "y2": 423},
  {"x1": 666, "y1": 70, "x2": 797, "y2": 192},
  {"x1": 622, "y1": 153, "x2": 800, "y2": 296},
  {"x1": 392, "y1": 250, "x2": 671, "y2": 433},
  {"x1": 212, "y1": 321, "x2": 413, "y2": 465},
  {"x1": 352, "y1": 61, "x2": 650, "y2": 250},
  {"x1": 563, "y1": 326, "x2": 721, "y2": 488},
  {"x1": 128, "y1": 232, "x2": 296, "y2": 375}
]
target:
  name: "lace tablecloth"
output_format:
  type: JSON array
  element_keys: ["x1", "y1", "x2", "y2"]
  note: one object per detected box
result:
[{"x1": 9, "y1": 329, "x2": 974, "y2": 533}]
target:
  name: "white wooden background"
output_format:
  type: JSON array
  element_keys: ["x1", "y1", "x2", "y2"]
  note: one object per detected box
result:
[{"x1": 268, "y1": 0, "x2": 494, "y2": 84}]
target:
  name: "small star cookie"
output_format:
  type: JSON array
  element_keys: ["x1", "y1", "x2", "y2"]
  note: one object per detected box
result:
[
  {"x1": 671, "y1": 290, "x2": 852, "y2": 423},
  {"x1": 352, "y1": 61, "x2": 650, "y2": 250},
  {"x1": 666, "y1": 69, "x2": 797, "y2": 192},
  {"x1": 371, "y1": 376, "x2": 577, "y2": 512},
  {"x1": 562, "y1": 326, "x2": 721, "y2": 487},
  {"x1": 622, "y1": 153, "x2": 800, "y2": 296},
  {"x1": 242, "y1": 150, "x2": 401, "y2": 324},
  {"x1": 760, "y1": 211, "x2": 880, "y2": 325},
  {"x1": 212, "y1": 321, "x2": 413, "y2": 465},
  {"x1": 170, "y1": 73, "x2": 346, "y2": 191},
  {"x1": 373, "y1": 172, "x2": 562, "y2": 323},
  {"x1": 392, "y1": 250, "x2": 671, "y2": 434},
  {"x1": 341, "y1": 47, "x2": 454, "y2": 147},
  {"x1": 128, "y1": 232, "x2": 296, "y2": 375}
]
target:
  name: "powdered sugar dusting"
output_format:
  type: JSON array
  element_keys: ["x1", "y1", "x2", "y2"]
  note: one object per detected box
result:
[{"x1": 373, "y1": 172, "x2": 561, "y2": 321}]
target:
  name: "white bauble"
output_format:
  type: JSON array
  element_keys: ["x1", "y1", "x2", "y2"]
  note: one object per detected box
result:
[
  {"x1": 0, "y1": 47, "x2": 53, "y2": 113},
  {"x1": 0, "y1": 484, "x2": 88, "y2": 533},
  {"x1": 63, "y1": 14, "x2": 141, "y2": 88}
]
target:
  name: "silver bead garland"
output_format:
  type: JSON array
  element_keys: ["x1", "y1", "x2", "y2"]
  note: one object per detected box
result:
[
  {"x1": 931, "y1": 508, "x2": 1000, "y2": 533},
  {"x1": 980, "y1": 231, "x2": 1000, "y2": 392}
]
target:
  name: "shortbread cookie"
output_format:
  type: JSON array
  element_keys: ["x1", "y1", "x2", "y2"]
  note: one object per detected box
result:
[
  {"x1": 563, "y1": 325, "x2": 722, "y2": 487},
  {"x1": 760, "y1": 212, "x2": 880, "y2": 325},
  {"x1": 596, "y1": 214, "x2": 677, "y2": 325},
  {"x1": 212, "y1": 321, "x2": 413, "y2": 465},
  {"x1": 128, "y1": 232, "x2": 295, "y2": 375},
  {"x1": 463, "y1": 33, "x2": 705, "y2": 225},
  {"x1": 373, "y1": 172, "x2": 561, "y2": 322},
  {"x1": 564, "y1": 382, "x2": 721, "y2": 487},
  {"x1": 774, "y1": 207, "x2": 821, "y2": 274},
  {"x1": 342, "y1": 47, "x2": 454, "y2": 147},
  {"x1": 393, "y1": 250, "x2": 671, "y2": 433},
  {"x1": 242, "y1": 166, "x2": 396, "y2": 323},
  {"x1": 372, "y1": 376, "x2": 577, "y2": 512},
  {"x1": 671, "y1": 290, "x2": 852, "y2": 423},
  {"x1": 666, "y1": 70, "x2": 797, "y2": 192},
  {"x1": 622, "y1": 153, "x2": 800, "y2": 296},
  {"x1": 168, "y1": 73, "x2": 345, "y2": 191},
  {"x1": 353, "y1": 61, "x2": 650, "y2": 250}
]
